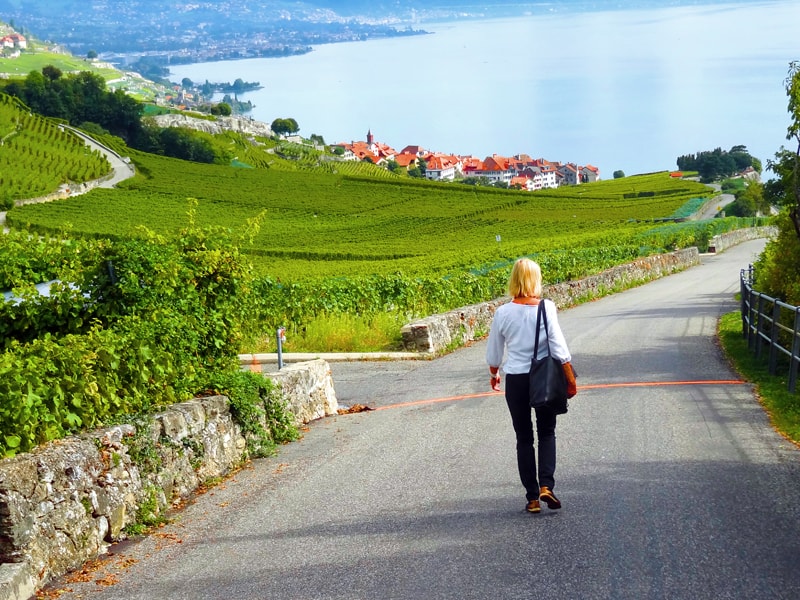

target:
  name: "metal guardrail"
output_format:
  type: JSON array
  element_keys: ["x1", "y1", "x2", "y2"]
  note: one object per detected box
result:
[{"x1": 740, "y1": 267, "x2": 800, "y2": 392}]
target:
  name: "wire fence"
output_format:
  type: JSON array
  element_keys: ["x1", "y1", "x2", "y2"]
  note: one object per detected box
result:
[{"x1": 740, "y1": 266, "x2": 800, "y2": 393}]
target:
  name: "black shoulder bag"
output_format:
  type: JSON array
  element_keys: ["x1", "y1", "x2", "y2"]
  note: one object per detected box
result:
[{"x1": 529, "y1": 300, "x2": 569, "y2": 414}]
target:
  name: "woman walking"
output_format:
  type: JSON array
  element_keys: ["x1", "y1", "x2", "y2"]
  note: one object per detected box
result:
[{"x1": 486, "y1": 258, "x2": 576, "y2": 513}]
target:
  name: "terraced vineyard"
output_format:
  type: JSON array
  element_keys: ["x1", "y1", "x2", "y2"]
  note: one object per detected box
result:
[
  {"x1": 8, "y1": 141, "x2": 715, "y2": 282},
  {"x1": 0, "y1": 94, "x2": 111, "y2": 202}
]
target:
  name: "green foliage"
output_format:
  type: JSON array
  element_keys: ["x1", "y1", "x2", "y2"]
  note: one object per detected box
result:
[
  {"x1": 667, "y1": 197, "x2": 709, "y2": 220},
  {"x1": 124, "y1": 484, "x2": 166, "y2": 535},
  {"x1": 720, "y1": 178, "x2": 745, "y2": 193},
  {"x1": 149, "y1": 125, "x2": 217, "y2": 163},
  {"x1": 271, "y1": 117, "x2": 299, "y2": 136},
  {"x1": 677, "y1": 145, "x2": 758, "y2": 182},
  {"x1": 755, "y1": 61, "x2": 800, "y2": 303},
  {"x1": 0, "y1": 217, "x2": 260, "y2": 458},
  {"x1": 0, "y1": 69, "x2": 144, "y2": 142},
  {"x1": 274, "y1": 311, "x2": 405, "y2": 353},
  {"x1": 634, "y1": 217, "x2": 770, "y2": 253},
  {"x1": 753, "y1": 212, "x2": 800, "y2": 304},
  {"x1": 122, "y1": 416, "x2": 163, "y2": 475},
  {"x1": 8, "y1": 156, "x2": 713, "y2": 283},
  {"x1": 727, "y1": 181, "x2": 770, "y2": 217},
  {"x1": 210, "y1": 102, "x2": 231, "y2": 116},
  {"x1": 0, "y1": 231, "x2": 109, "y2": 344},
  {"x1": 205, "y1": 371, "x2": 300, "y2": 458}
]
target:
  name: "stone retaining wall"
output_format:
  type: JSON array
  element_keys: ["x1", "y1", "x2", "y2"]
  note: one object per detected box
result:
[
  {"x1": 708, "y1": 226, "x2": 776, "y2": 253},
  {"x1": 401, "y1": 248, "x2": 701, "y2": 354},
  {"x1": 0, "y1": 360, "x2": 338, "y2": 600}
]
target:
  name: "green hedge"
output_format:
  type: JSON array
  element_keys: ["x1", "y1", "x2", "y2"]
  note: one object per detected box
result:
[{"x1": 0, "y1": 219, "x2": 257, "y2": 457}]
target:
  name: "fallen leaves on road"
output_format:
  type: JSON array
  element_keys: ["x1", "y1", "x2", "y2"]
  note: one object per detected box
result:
[
  {"x1": 337, "y1": 404, "x2": 374, "y2": 414},
  {"x1": 94, "y1": 574, "x2": 119, "y2": 587}
]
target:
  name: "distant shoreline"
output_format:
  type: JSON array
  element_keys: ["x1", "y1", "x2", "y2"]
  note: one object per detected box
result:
[{"x1": 110, "y1": 28, "x2": 432, "y2": 71}]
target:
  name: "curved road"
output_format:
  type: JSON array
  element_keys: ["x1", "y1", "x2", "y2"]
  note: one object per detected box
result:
[
  {"x1": 66, "y1": 127, "x2": 136, "y2": 190},
  {"x1": 0, "y1": 127, "x2": 134, "y2": 232},
  {"x1": 43, "y1": 238, "x2": 800, "y2": 600}
]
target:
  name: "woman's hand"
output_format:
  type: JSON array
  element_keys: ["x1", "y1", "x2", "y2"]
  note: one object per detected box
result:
[
  {"x1": 563, "y1": 362, "x2": 577, "y2": 398},
  {"x1": 490, "y1": 373, "x2": 501, "y2": 391},
  {"x1": 489, "y1": 366, "x2": 501, "y2": 391}
]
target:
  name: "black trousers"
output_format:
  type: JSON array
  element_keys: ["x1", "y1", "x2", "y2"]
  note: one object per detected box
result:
[{"x1": 504, "y1": 373, "x2": 558, "y2": 501}]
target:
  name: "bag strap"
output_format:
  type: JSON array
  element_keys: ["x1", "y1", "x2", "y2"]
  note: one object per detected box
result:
[{"x1": 533, "y1": 300, "x2": 552, "y2": 358}]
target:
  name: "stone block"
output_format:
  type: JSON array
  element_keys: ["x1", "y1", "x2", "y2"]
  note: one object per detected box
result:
[
  {"x1": 157, "y1": 410, "x2": 189, "y2": 441},
  {"x1": 171, "y1": 401, "x2": 207, "y2": 437},
  {"x1": 268, "y1": 359, "x2": 338, "y2": 424}
]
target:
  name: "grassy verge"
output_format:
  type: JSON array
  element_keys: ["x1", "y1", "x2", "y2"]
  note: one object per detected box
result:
[
  {"x1": 717, "y1": 311, "x2": 800, "y2": 445},
  {"x1": 250, "y1": 311, "x2": 406, "y2": 353}
]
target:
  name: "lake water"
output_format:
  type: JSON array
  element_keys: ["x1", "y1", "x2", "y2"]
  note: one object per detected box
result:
[{"x1": 169, "y1": 0, "x2": 799, "y2": 178}]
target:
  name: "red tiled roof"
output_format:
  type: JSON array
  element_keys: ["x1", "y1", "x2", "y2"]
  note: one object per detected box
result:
[{"x1": 394, "y1": 153, "x2": 418, "y2": 167}]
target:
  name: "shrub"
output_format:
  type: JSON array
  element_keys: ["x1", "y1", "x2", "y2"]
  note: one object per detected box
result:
[
  {"x1": 0, "y1": 214, "x2": 263, "y2": 457},
  {"x1": 205, "y1": 371, "x2": 300, "y2": 458},
  {"x1": 754, "y1": 211, "x2": 800, "y2": 304}
]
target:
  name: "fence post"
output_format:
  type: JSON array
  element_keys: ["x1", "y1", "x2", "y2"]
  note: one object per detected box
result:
[
  {"x1": 791, "y1": 308, "x2": 800, "y2": 394},
  {"x1": 768, "y1": 301, "x2": 781, "y2": 375},
  {"x1": 276, "y1": 326, "x2": 286, "y2": 370},
  {"x1": 755, "y1": 294, "x2": 766, "y2": 358},
  {"x1": 740, "y1": 269, "x2": 748, "y2": 339},
  {"x1": 746, "y1": 289, "x2": 757, "y2": 349}
]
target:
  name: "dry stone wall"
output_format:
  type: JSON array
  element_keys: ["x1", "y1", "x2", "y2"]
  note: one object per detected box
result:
[
  {"x1": 708, "y1": 226, "x2": 776, "y2": 254},
  {"x1": 0, "y1": 361, "x2": 338, "y2": 600}
]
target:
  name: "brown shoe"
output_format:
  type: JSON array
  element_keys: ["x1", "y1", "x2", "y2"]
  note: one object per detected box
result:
[
  {"x1": 526, "y1": 499, "x2": 541, "y2": 513},
  {"x1": 539, "y1": 486, "x2": 561, "y2": 509}
]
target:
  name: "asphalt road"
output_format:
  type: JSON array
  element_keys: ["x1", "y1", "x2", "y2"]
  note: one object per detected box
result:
[
  {"x1": 45, "y1": 238, "x2": 800, "y2": 600},
  {"x1": 697, "y1": 193, "x2": 735, "y2": 220}
]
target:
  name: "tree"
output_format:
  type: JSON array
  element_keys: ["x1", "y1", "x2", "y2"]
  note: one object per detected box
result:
[
  {"x1": 86, "y1": 50, "x2": 98, "y2": 60},
  {"x1": 677, "y1": 145, "x2": 758, "y2": 182},
  {"x1": 753, "y1": 61, "x2": 800, "y2": 305},
  {"x1": 271, "y1": 117, "x2": 299, "y2": 136},
  {"x1": 210, "y1": 102, "x2": 231, "y2": 116},
  {"x1": 41, "y1": 65, "x2": 62, "y2": 82},
  {"x1": 613, "y1": 170, "x2": 625, "y2": 179},
  {"x1": 158, "y1": 127, "x2": 215, "y2": 163},
  {"x1": 181, "y1": 77, "x2": 194, "y2": 89},
  {"x1": 782, "y1": 61, "x2": 800, "y2": 240},
  {"x1": 727, "y1": 181, "x2": 768, "y2": 217}
]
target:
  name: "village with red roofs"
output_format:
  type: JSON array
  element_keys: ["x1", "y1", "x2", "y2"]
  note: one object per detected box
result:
[
  {"x1": 0, "y1": 32, "x2": 27, "y2": 58},
  {"x1": 334, "y1": 129, "x2": 600, "y2": 190}
]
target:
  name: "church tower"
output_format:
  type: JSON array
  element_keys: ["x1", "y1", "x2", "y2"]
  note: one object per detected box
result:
[{"x1": 366, "y1": 129, "x2": 374, "y2": 146}]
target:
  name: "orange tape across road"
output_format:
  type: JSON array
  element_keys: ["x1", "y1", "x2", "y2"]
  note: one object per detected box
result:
[{"x1": 371, "y1": 380, "x2": 747, "y2": 411}]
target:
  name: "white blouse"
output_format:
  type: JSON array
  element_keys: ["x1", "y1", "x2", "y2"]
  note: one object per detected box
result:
[{"x1": 485, "y1": 299, "x2": 571, "y2": 374}]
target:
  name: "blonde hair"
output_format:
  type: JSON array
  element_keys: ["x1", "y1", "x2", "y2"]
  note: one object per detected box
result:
[{"x1": 508, "y1": 258, "x2": 542, "y2": 298}]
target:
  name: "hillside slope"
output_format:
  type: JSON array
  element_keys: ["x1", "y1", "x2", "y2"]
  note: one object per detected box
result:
[{"x1": 0, "y1": 93, "x2": 110, "y2": 204}]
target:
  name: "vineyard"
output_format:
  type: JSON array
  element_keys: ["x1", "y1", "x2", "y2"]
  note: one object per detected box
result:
[
  {"x1": 0, "y1": 94, "x2": 110, "y2": 203},
  {"x1": 0, "y1": 116, "x2": 771, "y2": 456},
  {"x1": 8, "y1": 140, "x2": 715, "y2": 283},
  {"x1": 4, "y1": 121, "x2": 771, "y2": 353}
]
